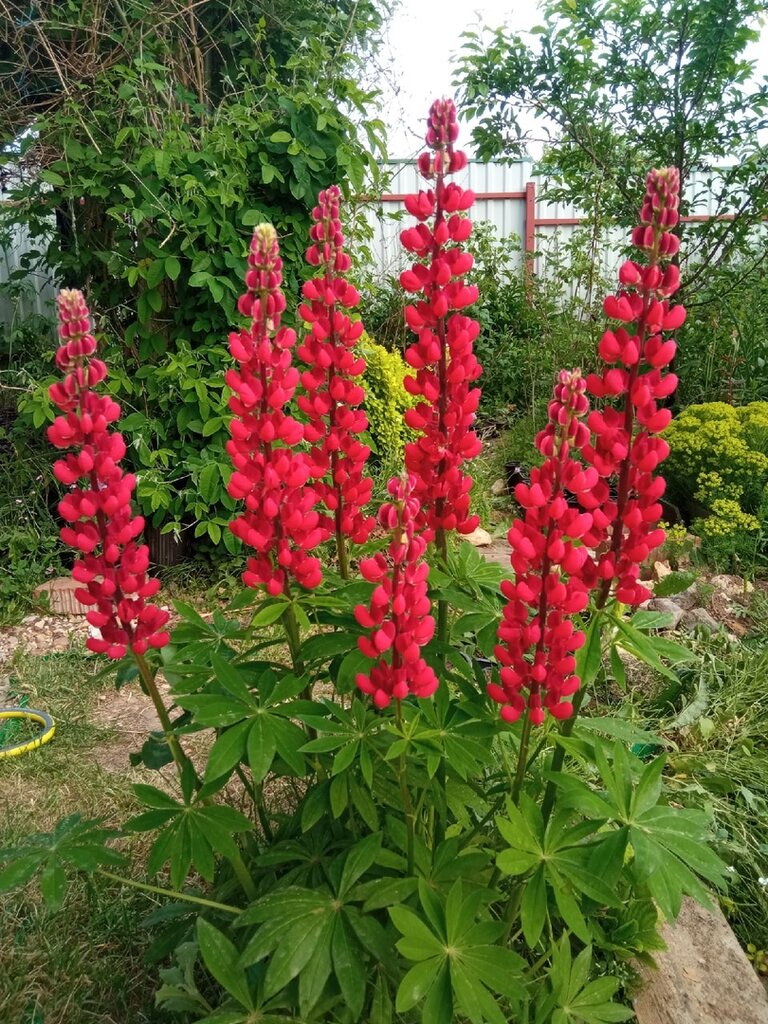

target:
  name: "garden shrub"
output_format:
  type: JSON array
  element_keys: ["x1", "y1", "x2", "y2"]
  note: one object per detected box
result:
[
  {"x1": 664, "y1": 402, "x2": 768, "y2": 564},
  {"x1": 358, "y1": 332, "x2": 415, "y2": 464}
]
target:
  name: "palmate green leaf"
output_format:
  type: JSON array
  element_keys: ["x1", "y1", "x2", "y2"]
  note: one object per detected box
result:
[
  {"x1": 338, "y1": 832, "x2": 382, "y2": 898},
  {"x1": 390, "y1": 906, "x2": 445, "y2": 959},
  {"x1": 631, "y1": 754, "x2": 666, "y2": 817},
  {"x1": 422, "y1": 963, "x2": 453, "y2": 1024}
]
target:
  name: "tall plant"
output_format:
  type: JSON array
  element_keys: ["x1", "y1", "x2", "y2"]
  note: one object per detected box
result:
[{"x1": 0, "y1": 102, "x2": 728, "y2": 1024}]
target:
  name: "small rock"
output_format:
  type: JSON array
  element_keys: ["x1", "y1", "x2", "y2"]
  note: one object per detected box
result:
[
  {"x1": 465, "y1": 527, "x2": 492, "y2": 547},
  {"x1": 647, "y1": 598, "x2": 684, "y2": 630},
  {"x1": 490, "y1": 478, "x2": 507, "y2": 497},
  {"x1": 671, "y1": 584, "x2": 699, "y2": 611},
  {"x1": 654, "y1": 561, "x2": 672, "y2": 579},
  {"x1": 680, "y1": 607, "x2": 721, "y2": 634},
  {"x1": 710, "y1": 574, "x2": 753, "y2": 597}
]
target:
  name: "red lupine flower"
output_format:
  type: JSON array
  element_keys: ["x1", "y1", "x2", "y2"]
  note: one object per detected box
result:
[
  {"x1": 354, "y1": 474, "x2": 438, "y2": 708},
  {"x1": 491, "y1": 371, "x2": 596, "y2": 724},
  {"x1": 226, "y1": 224, "x2": 327, "y2": 595},
  {"x1": 400, "y1": 98, "x2": 482, "y2": 541},
  {"x1": 297, "y1": 186, "x2": 374, "y2": 554},
  {"x1": 47, "y1": 289, "x2": 169, "y2": 659},
  {"x1": 581, "y1": 168, "x2": 684, "y2": 606}
]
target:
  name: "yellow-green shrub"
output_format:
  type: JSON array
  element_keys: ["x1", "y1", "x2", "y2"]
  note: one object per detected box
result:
[
  {"x1": 358, "y1": 333, "x2": 416, "y2": 464},
  {"x1": 664, "y1": 402, "x2": 768, "y2": 564}
]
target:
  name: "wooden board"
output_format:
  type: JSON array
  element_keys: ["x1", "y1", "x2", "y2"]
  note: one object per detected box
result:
[{"x1": 634, "y1": 897, "x2": 768, "y2": 1024}]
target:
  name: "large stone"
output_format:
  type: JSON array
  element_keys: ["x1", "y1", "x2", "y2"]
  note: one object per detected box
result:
[
  {"x1": 681, "y1": 607, "x2": 721, "y2": 634},
  {"x1": 464, "y1": 527, "x2": 492, "y2": 547},
  {"x1": 647, "y1": 597, "x2": 684, "y2": 630},
  {"x1": 672, "y1": 584, "x2": 699, "y2": 611}
]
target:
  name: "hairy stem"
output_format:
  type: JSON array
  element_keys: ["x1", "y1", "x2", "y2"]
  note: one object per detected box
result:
[{"x1": 97, "y1": 869, "x2": 241, "y2": 915}]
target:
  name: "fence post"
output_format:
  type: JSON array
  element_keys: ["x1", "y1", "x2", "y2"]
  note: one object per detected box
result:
[{"x1": 524, "y1": 181, "x2": 536, "y2": 293}]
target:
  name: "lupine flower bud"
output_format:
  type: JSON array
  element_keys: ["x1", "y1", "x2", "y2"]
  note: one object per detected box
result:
[
  {"x1": 400, "y1": 99, "x2": 482, "y2": 541},
  {"x1": 353, "y1": 474, "x2": 438, "y2": 708},
  {"x1": 48, "y1": 289, "x2": 169, "y2": 658},
  {"x1": 227, "y1": 224, "x2": 328, "y2": 595},
  {"x1": 492, "y1": 371, "x2": 593, "y2": 724},
  {"x1": 581, "y1": 168, "x2": 684, "y2": 605},
  {"x1": 297, "y1": 186, "x2": 374, "y2": 550}
]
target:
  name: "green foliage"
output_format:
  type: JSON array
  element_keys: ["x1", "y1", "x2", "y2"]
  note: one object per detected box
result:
[
  {"x1": 2, "y1": 0, "x2": 387, "y2": 542},
  {"x1": 664, "y1": 402, "x2": 768, "y2": 565},
  {"x1": 0, "y1": 551, "x2": 730, "y2": 1023},
  {"x1": 358, "y1": 332, "x2": 415, "y2": 464}
]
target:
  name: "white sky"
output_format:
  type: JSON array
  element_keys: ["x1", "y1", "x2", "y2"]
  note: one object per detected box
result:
[{"x1": 377, "y1": 0, "x2": 768, "y2": 159}]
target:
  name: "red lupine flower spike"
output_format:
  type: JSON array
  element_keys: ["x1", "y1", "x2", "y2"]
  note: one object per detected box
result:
[
  {"x1": 48, "y1": 289, "x2": 170, "y2": 659},
  {"x1": 353, "y1": 474, "x2": 438, "y2": 709},
  {"x1": 297, "y1": 186, "x2": 374, "y2": 564},
  {"x1": 581, "y1": 168, "x2": 684, "y2": 606},
  {"x1": 492, "y1": 371, "x2": 594, "y2": 725},
  {"x1": 226, "y1": 224, "x2": 328, "y2": 595},
  {"x1": 400, "y1": 98, "x2": 482, "y2": 541}
]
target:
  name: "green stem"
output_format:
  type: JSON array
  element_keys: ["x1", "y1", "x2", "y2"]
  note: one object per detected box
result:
[
  {"x1": 97, "y1": 869, "x2": 242, "y2": 915},
  {"x1": 132, "y1": 650, "x2": 191, "y2": 782},
  {"x1": 436, "y1": 526, "x2": 449, "y2": 645},
  {"x1": 540, "y1": 683, "x2": 589, "y2": 827},
  {"x1": 132, "y1": 653, "x2": 257, "y2": 902},
  {"x1": 511, "y1": 712, "x2": 533, "y2": 805},
  {"x1": 395, "y1": 701, "x2": 415, "y2": 875}
]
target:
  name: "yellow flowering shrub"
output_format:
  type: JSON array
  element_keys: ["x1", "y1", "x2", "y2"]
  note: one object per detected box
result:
[{"x1": 358, "y1": 332, "x2": 416, "y2": 463}]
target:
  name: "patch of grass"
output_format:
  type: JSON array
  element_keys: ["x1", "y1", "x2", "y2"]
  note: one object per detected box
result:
[
  {"x1": 628, "y1": 625, "x2": 768, "y2": 952},
  {"x1": 0, "y1": 647, "x2": 164, "y2": 1023}
]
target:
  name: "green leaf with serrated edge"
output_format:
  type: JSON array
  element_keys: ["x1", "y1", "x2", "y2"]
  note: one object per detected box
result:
[
  {"x1": 247, "y1": 716, "x2": 276, "y2": 784},
  {"x1": 332, "y1": 914, "x2": 365, "y2": 1019},
  {"x1": 197, "y1": 919, "x2": 252, "y2": 1010},
  {"x1": 390, "y1": 906, "x2": 443, "y2": 959},
  {"x1": 205, "y1": 719, "x2": 250, "y2": 781},
  {"x1": 396, "y1": 957, "x2": 443, "y2": 1013},
  {"x1": 520, "y1": 863, "x2": 547, "y2": 946}
]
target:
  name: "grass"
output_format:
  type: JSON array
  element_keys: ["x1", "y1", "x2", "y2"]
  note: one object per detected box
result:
[
  {"x1": 0, "y1": 648, "x2": 163, "y2": 1024},
  {"x1": 624, "y1": 617, "x2": 768, "y2": 955}
]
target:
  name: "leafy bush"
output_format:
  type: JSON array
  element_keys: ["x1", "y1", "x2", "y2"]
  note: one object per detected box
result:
[
  {"x1": 2, "y1": 0, "x2": 386, "y2": 545},
  {"x1": 664, "y1": 402, "x2": 768, "y2": 565},
  {"x1": 358, "y1": 332, "x2": 415, "y2": 464}
]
